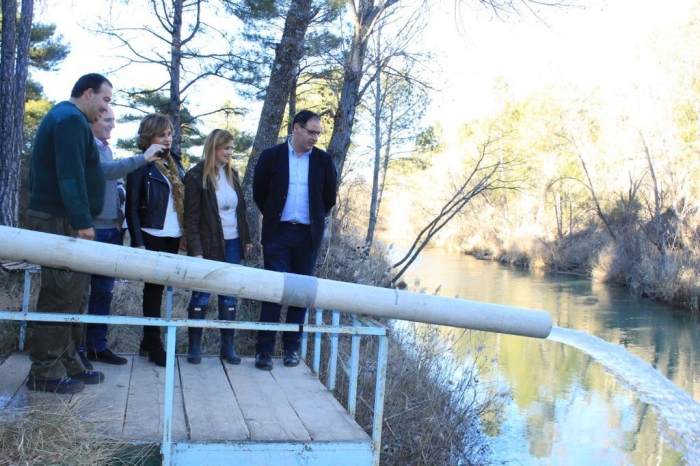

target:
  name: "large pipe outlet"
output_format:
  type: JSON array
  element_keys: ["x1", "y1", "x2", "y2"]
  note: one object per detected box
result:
[{"x1": 0, "y1": 226, "x2": 552, "y2": 339}]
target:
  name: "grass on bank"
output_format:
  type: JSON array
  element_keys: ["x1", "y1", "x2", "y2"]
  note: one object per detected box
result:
[
  {"x1": 458, "y1": 216, "x2": 700, "y2": 313},
  {"x1": 0, "y1": 232, "x2": 500, "y2": 465}
]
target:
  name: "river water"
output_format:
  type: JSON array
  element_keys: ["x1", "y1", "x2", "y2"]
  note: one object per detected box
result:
[{"x1": 403, "y1": 248, "x2": 700, "y2": 465}]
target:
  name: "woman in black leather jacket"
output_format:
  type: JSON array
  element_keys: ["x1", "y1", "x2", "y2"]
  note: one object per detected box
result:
[{"x1": 125, "y1": 113, "x2": 185, "y2": 367}]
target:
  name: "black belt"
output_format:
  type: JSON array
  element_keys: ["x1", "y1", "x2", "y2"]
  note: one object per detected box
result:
[{"x1": 280, "y1": 221, "x2": 309, "y2": 226}]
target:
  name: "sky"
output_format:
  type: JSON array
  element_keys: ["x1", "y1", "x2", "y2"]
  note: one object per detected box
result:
[
  {"x1": 420, "y1": 0, "x2": 694, "y2": 133},
  {"x1": 31, "y1": 0, "x2": 695, "y2": 155}
]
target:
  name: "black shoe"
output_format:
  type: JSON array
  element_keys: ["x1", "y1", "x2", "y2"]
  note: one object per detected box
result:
[
  {"x1": 26, "y1": 376, "x2": 85, "y2": 394},
  {"x1": 139, "y1": 338, "x2": 149, "y2": 356},
  {"x1": 146, "y1": 339, "x2": 167, "y2": 367},
  {"x1": 69, "y1": 370, "x2": 105, "y2": 385},
  {"x1": 283, "y1": 350, "x2": 300, "y2": 367},
  {"x1": 187, "y1": 306, "x2": 204, "y2": 364},
  {"x1": 78, "y1": 351, "x2": 93, "y2": 371},
  {"x1": 87, "y1": 348, "x2": 128, "y2": 365},
  {"x1": 255, "y1": 352, "x2": 273, "y2": 370},
  {"x1": 187, "y1": 330, "x2": 202, "y2": 365}
]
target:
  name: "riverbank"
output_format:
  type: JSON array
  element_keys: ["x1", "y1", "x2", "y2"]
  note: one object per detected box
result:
[
  {"x1": 453, "y1": 221, "x2": 700, "y2": 314},
  {"x1": 0, "y1": 232, "x2": 497, "y2": 465}
]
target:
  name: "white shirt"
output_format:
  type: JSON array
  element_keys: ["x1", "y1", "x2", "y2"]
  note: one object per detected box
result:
[
  {"x1": 280, "y1": 139, "x2": 311, "y2": 224},
  {"x1": 216, "y1": 165, "x2": 239, "y2": 240}
]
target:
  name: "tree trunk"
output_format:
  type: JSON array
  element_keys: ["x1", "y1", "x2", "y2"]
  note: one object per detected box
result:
[
  {"x1": 365, "y1": 33, "x2": 382, "y2": 247},
  {"x1": 0, "y1": 0, "x2": 19, "y2": 226},
  {"x1": 554, "y1": 190, "x2": 563, "y2": 239},
  {"x1": 241, "y1": 0, "x2": 316, "y2": 247},
  {"x1": 375, "y1": 106, "x2": 394, "y2": 231},
  {"x1": 287, "y1": 74, "x2": 298, "y2": 136},
  {"x1": 169, "y1": 0, "x2": 183, "y2": 155},
  {"x1": 326, "y1": 0, "x2": 398, "y2": 179},
  {"x1": 0, "y1": 0, "x2": 34, "y2": 227}
]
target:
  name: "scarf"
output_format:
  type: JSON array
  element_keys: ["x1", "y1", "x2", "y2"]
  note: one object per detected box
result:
[{"x1": 155, "y1": 154, "x2": 185, "y2": 230}]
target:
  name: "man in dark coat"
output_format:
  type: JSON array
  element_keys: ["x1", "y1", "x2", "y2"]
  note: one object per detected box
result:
[{"x1": 252, "y1": 110, "x2": 338, "y2": 370}]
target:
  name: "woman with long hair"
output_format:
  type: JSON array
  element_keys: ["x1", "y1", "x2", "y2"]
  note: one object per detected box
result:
[
  {"x1": 125, "y1": 114, "x2": 186, "y2": 366},
  {"x1": 184, "y1": 129, "x2": 252, "y2": 364}
]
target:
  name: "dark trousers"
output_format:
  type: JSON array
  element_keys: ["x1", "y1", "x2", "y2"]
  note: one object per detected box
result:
[
  {"x1": 27, "y1": 210, "x2": 90, "y2": 380},
  {"x1": 85, "y1": 227, "x2": 121, "y2": 352},
  {"x1": 256, "y1": 222, "x2": 318, "y2": 353},
  {"x1": 141, "y1": 232, "x2": 180, "y2": 339}
]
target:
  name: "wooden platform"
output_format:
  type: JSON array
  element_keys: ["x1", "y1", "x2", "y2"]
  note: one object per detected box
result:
[
  {"x1": 0, "y1": 352, "x2": 374, "y2": 465},
  {"x1": 0, "y1": 260, "x2": 40, "y2": 272}
]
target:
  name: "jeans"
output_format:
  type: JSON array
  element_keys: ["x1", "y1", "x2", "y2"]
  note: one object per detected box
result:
[
  {"x1": 256, "y1": 223, "x2": 318, "y2": 353},
  {"x1": 85, "y1": 228, "x2": 121, "y2": 352},
  {"x1": 189, "y1": 239, "x2": 242, "y2": 307}
]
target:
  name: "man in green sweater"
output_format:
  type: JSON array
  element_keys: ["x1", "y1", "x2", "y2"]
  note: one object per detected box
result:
[{"x1": 25, "y1": 73, "x2": 112, "y2": 394}]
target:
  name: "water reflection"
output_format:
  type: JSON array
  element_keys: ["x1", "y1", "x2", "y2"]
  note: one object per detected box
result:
[
  {"x1": 549, "y1": 327, "x2": 700, "y2": 464},
  {"x1": 405, "y1": 249, "x2": 700, "y2": 465}
]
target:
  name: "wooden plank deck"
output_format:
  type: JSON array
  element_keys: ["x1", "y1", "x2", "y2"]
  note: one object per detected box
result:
[{"x1": 0, "y1": 352, "x2": 374, "y2": 464}]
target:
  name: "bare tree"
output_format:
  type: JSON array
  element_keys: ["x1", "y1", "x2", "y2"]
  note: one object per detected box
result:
[
  {"x1": 459, "y1": 0, "x2": 579, "y2": 23},
  {"x1": 0, "y1": 0, "x2": 34, "y2": 227},
  {"x1": 326, "y1": 0, "x2": 401, "y2": 177},
  {"x1": 363, "y1": 10, "x2": 432, "y2": 247},
  {"x1": 556, "y1": 131, "x2": 631, "y2": 243},
  {"x1": 638, "y1": 131, "x2": 678, "y2": 256},
  {"x1": 391, "y1": 128, "x2": 527, "y2": 284},
  {"x1": 325, "y1": 0, "x2": 578, "y2": 181},
  {"x1": 96, "y1": 0, "x2": 246, "y2": 154}
]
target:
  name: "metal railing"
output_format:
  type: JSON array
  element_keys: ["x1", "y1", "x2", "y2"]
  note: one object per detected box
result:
[
  {"x1": 0, "y1": 226, "x2": 553, "y2": 464},
  {"x1": 0, "y1": 280, "x2": 389, "y2": 466}
]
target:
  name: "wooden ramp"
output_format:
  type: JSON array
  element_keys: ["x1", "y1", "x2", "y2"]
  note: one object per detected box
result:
[{"x1": 0, "y1": 352, "x2": 374, "y2": 465}]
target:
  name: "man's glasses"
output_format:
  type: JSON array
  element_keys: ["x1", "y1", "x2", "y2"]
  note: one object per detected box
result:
[{"x1": 300, "y1": 125, "x2": 321, "y2": 137}]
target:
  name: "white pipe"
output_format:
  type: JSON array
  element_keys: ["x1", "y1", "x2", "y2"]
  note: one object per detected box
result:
[{"x1": 0, "y1": 226, "x2": 552, "y2": 338}]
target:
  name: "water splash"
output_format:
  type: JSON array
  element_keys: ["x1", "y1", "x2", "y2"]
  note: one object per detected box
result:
[{"x1": 548, "y1": 326, "x2": 700, "y2": 464}]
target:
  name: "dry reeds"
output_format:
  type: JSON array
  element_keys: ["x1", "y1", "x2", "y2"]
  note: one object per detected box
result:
[
  {"x1": 310, "y1": 316, "x2": 498, "y2": 466},
  {"x1": 0, "y1": 395, "x2": 157, "y2": 465},
  {"x1": 593, "y1": 225, "x2": 700, "y2": 312}
]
